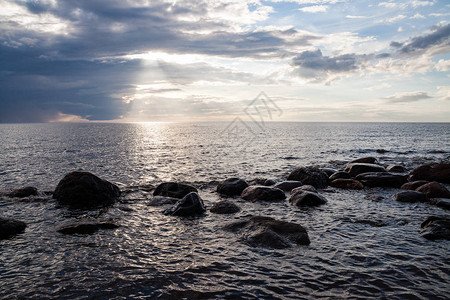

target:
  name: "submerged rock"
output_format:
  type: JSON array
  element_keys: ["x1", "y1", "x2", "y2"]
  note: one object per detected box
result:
[
  {"x1": 409, "y1": 162, "x2": 450, "y2": 183},
  {"x1": 386, "y1": 165, "x2": 408, "y2": 173},
  {"x1": 429, "y1": 198, "x2": 450, "y2": 210},
  {"x1": 350, "y1": 157, "x2": 378, "y2": 164},
  {"x1": 330, "y1": 179, "x2": 364, "y2": 190},
  {"x1": 210, "y1": 200, "x2": 241, "y2": 214},
  {"x1": 291, "y1": 185, "x2": 317, "y2": 194},
  {"x1": 241, "y1": 186, "x2": 286, "y2": 202},
  {"x1": 290, "y1": 190, "x2": 327, "y2": 207},
  {"x1": 0, "y1": 217, "x2": 26, "y2": 239},
  {"x1": 401, "y1": 180, "x2": 428, "y2": 190},
  {"x1": 395, "y1": 191, "x2": 426, "y2": 203},
  {"x1": 329, "y1": 171, "x2": 351, "y2": 181},
  {"x1": 355, "y1": 172, "x2": 407, "y2": 188},
  {"x1": 6, "y1": 186, "x2": 39, "y2": 198},
  {"x1": 57, "y1": 222, "x2": 119, "y2": 235},
  {"x1": 345, "y1": 163, "x2": 387, "y2": 177},
  {"x1": 148, "y1": 196, "x2": 179, "y2": 206},
  {"x1": 420, "y1": 216, "x2": 450, "y2": 240},
  {"x1": 274, "y1": 181, "x2": 303, "y2": 192},
  {"x1": 416, "y1": 182, "x2": 450, "y2": 199},
  {"x1": 287, "y1": 167, "x2": 328, "y2": 189},
  {"x1": 154, "y1": 182, "x2": 198, "y2": 199},
  {"x1": 163, "y1": 192, "x2": 206, "y2": 216},
  {"x1": 217, "y1": 178, "x2": 248, "y2": 197},
  {"x1": 53, "y1": 171, "x2": 120, "y2": 209},
  {"x1": 223, "y1": 216, "x2": 310, "y2": 249}
]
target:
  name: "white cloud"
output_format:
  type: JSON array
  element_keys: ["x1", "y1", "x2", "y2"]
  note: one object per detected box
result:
[
  {"x1": 366, "y1": 83, "x2": 392, "y2": 91},
  {"x1": 411, "y1": 13, "x2": 426, "y2": 19},
  {"x1": 435, "y1": 59, "x2": 450, "y2": 71},
  {"x1": 411, "y1": 1, "x2": 434, "y2": 7},
  {"x1": 436, "y1": 86, "x2": 450, "y2": 101},
  {"x1": 346, "y1": 15, "x2": 366, "y2": 19},
  {"x1": 398, "y1": 26, "x2": 403, "y2": 32},
  {"x1": 299, "y1": 5, "x2": 328, "y2": 12},
  {"x1": 383, "y1": 91, "x2": 433, "y2": 103}
]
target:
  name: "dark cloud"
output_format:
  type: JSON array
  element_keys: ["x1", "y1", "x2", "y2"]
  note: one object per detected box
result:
[{"x1": 396, "y1": 23, "x2": 450, "y2": 54}]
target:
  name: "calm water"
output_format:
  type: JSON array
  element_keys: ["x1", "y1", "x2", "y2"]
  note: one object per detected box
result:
[{"x1": 0, "y1": 122, "x2": 449, "y2": 299}]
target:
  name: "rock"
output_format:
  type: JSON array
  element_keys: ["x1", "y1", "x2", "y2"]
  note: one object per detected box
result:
[
  {"x1": 429, "y1": 198, "x2": 450, "y2": 210},
  {"x1": 7, "y1": 186, "x2": 39, "y2": 198},
  {"x1": 53, "y1": 171, "x2": 120, "y2": 209},
  {"x1": 345, "y1": 163, "x2": 387, "y2": 177},
  {"x1": 291, "y1": 185, "x2": 317, "y2": 194},
  {"x1": 57, "y1": 222, "x2": 119, "y2": 235},
  {"x1": 350, "y1": 157, "x2": 378, "y2": 164},
  {"x1": 420, "y1": 216, "x2": 450, "y2": 240},
  {"x1": 290, "y1": 190, "x2": 327, "y2": 207},
  {"x1": 223, "y1": 216, "x2": 310, "y2": 249},
  {"x1": 320, "y1": 168, "x2": 338, "y2": 177},
  {"x1": 409, "y1": 162, "x2": 450, "y2": 183},
  {"x1": 148, "y1": 196, "x2": 179, "y2": 206},
  {"x1": 330, "y1": 179, "x2": 364, "y2": 190},
  {"x1": 163, "y1": 192, "x2": 206, "y2": 216},
  {"x1": 210, "y1": 200, "x2": 241, "y2": 214},
  {"x1": 395, "y1": 191, "x2": 426, "y2": 203},
  {"x1": 274, "y1": 181, "x2": 303, "y2": 192},
  {"x1": 401, "y1": 180, "x2": 428, "y2": 190},
  {"x1": 287, "y1": 167, "x2": 328, "y2": 188},
  {"x1": 247, "y1": 178, "x2": 267, "y2": 186},
  {"x1": 216, "y1": 178, "x2": 248, "y2": 197},
  {"x1": 241, "y1": 186, "x2": 286, "y2": 202},
  {"x1": 153, "y1": 182, "x2": 198, "y2": 199},
  {"x1": 0, "y1": 217, "x2": 26, "y2": 239},
  {"x1": 376, "y1": 149, "x2": 388, "y2": 154},
  {"x1": 355, "y1": 172, "x2": 408, "y2": 188},
  {"x1": 416, "y1": 182, "x2": 450, "y2": 199},
  {"x1": 329, "y1": 171, "x2": 351, "y2": 181},
  {"x1": 263, "y1": 179, "x2": 277, "y2": 186},
  {"x1": 386, "y1": 165, "x2": 407, "y2": 173}
]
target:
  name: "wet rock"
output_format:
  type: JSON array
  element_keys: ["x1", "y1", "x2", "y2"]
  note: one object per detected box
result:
[
  {"x1": 216, "y1": 178, "x2": 248, "y2": 197},
  {"x1": 290, "y1": 190, "x2": 327, "y2": 207},
  {"x1": 320, "y1": 168, "x2": 338, "y2": 177},
  {"x1": 241, "y1": 186, "x2": 286, "y2": 202},
  {"x1": 223, "y1": 216, "x2": 310, "y2": 249},
  {"x1": 153, "y1": 182, "x2": 198, "y2": 199},
  {"x1": 395, "y1": 191, "x2": 426, "y2": 203},
  {"x1": 355, "y1": 172, "x2": 408, "y2": 188},
  {"x1": 409, "y1": 162, "x2": 450, "y2": 183},
  {"x1": 350, "y1": 157, "x2": 378, "y2": 164},
  {"x1": 420, "y1": 216, "x2": 450, "y2": 240},
  {"x1": 263, "y1": 179, "x2": 277, "y2": 186},
  {"x1": 429, "y1": 198, "x2": 450, "y2": 210},
  {"x1": 401, "y1": 180, "x2": 428, "y2": 190},
  {"x1": 416, "y1": 182, "x2": 450, "y2": 199},
  {"x1": 274, "y1": 181, "x2": 303, "y2": 192},
  {"x1": 376, "y1": 149, "x2": 388, "y2": 154},
  {"x1": 0, "y1": 217, "x2": 26, "y2": 239},
  {"x1": 163, "y1": 192, "x2": 206, "y2": 216},
  {"x1": 53, "y1": 171, "x2": 120, "y2": 209},
  {"x1": 287, "y1": 167, "x2": 328, "y2": 189},
  {"x1": 291, "y1": 185, "x2": 317, "y2": 194},
  {"x1": 329, "y1": 171, "x2": 351, "y2": 181},
  {"x1": 210, "y1": 200, "x2": 241, "y2": 214},
  {"x1": 247, "y1": 178, "x2": 267, "y2": 186},
  {"x1": 148, "y1": 196, "x2": 179, "y2": 206},
  {"x1": 57, "y1": 222, "x2": 119, "y2": 235},
  {"x1": 330, "y1": 179, "x2": 364, "y2": 190},
  {"x1": 6, "y1": 186, "x2": 39, "y2": 198},
  {"x1": 386, "y1": 165, "x2": 408, "y2": 173},
  {"x1": 345, "y1": 163, "x2": 387, "y2": 177}
]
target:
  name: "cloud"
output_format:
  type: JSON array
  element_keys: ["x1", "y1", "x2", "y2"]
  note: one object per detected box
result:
[
  {"x1": 383, "y1": 91, "x2": 433, "y2": 103},
  {"x1": 435, "y1": 59, "x2": 450, "y2": 71},
  {"x1": 411, "y1": 1, "x2": 434, "y2": 7},
  {"x1": 436, "y1": 86, "x2": 450, "y2": 101},
  {"x1": 395, "y1": 23, "x2": 450, "y2": 55},
  {"x1": 299, "y1": 5, "x2": 328, "y2": 13},
  {"x1": 346, "y1": 15, "x2": 366, "y2": 19},
  {"x1": 410, "y1": 13, "x2": 426, "y2": 19}
]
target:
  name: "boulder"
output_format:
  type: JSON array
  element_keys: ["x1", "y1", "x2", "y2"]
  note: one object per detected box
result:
[
  {"x1": 420, "y1": 216, "x2": 450, "y2": 240},
  {"x1": 148, "y1": 196, "x2": 178, "y2": 206},
  {"x1": 216, "y1": 178, "x2": 248, "y2": 197},
  {"x1": 329, "y1": 171, "x2": 351, "y2": 181},
  {"x1": 210, "y1": 200, "x2": 241, "y2": 214},
  {"x1": 0, "y1": 217, "x2": 26, "y2": 239},
  {"x1": 153, "y1": 182, "x2": 198, "y2": 199},
  {"x1": 223, "y1": 216, "x2": 310, "y2": 249},
  {"x1": 163, "y1": 192, "x2": 206, "y2": 216},
  {"x1": 395, "y1": 191, "x2": 426, "y2": 203},
  {"x1": 290, "y1": 190, "x2": 327, "y2": 207},
  {"x1": 355, "y1": 172, "x2": 407, "y2": 188},
  {"x1": 241, "y1": 186, "x2": 286, "y2": 202},
  {"x1": 409, "y1": 163, "x2": 450, "y2": 183},
  {"x1": 350, "y1": 157, "x2": 378, "y2": 164},
  {"x1": 401, "y1": 181, "x2": 428, "y2": 190},
  {"x1": 7, "y1": 186, "x2": 39, "y2": 198},
  {"x1": 320, "y1": 168, "x2": 338, "y2": 177},
  {"x1": 429, "y1": 198, "x2": 450, "y2": 210},
  {"x1": 330, "y1": 179, "x2": 364, "y2": 190},
  {"x1": 53, "y1": 171, "x2": 120, "y2": 209},
  {"x1": 58, "y1": 222, "x2": 119, "y2": 235},
  {"x1": 287, "y1": 167, "x2": 328, "y2": 188},
  {"x1": 274, "y1": 181, "x2": 303, "y2": 192},
  {"x1": 291, "y1": 185, "x2": 317, "y2": 194},
  {"x1": 345, "y1": 163, "x2": 387, "y2": 177},
  {"x1": 416, "y1": 182, "x2": 450, "y2": 199},
  {"x1": 263, "y1": 179, "x2": 277, "y2": 186},
  {"x1": 386, "y1": 165, "x2": 408, "y2": 173}
]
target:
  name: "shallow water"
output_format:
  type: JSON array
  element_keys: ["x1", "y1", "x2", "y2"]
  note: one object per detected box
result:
[{"x1": 0, "y1": 122, "x2": 449, "y2": 299}]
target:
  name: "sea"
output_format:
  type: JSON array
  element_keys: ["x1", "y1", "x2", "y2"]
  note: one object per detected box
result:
[{"x1": 0, "y1": 122, "x2": 449, "y2": 299}]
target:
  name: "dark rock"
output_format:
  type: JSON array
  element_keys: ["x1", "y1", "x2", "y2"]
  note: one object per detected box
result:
[
  {"x1": 330, "y1": 179, "x2": 364, "y2": 190},
  {"x1": 416, "y1": 182, "x2": 450, "y2": 199},
  {"x1": 7, "y1": 186, "x2": 39, "y2": 198},
  {"x1": 345, "y1": 163, "x2": 387, "y2": 177},
  {"x1": 395, "y1": 191, "x2": 426, "y2": 203},
  {"x1": 287, "y1": 167, "x2": 328, "y2": 188},
  {"x1": 329, "y1": 171, "x2": 351, "y2": 181},
  {"x1": 429, "y1": 198, "x2": 450, "y2": 210},
  {"x1": 350, "y1": 157, "x2": 378, "y2": 164},
  {"x1": 401, "y1": 180, "x2": 428, "y2": 190},
  {"x1": 409, "y1": 162, "x2": 450, "y2": 183},
  {"x1": 376, "y1": 149, "x2": 388, "y2": 154},
  {"x1": 53, "y1": 171, "x2": 120, "y2": 209},
  {"x1": 247, "y1": 178, "x2": 267, "y2": 186},
  {"x1": 386, "y1": 165, "x2": 408, "y2": 173},
  {"x1": 420, "y1": 216, "x2": 450, "y2": 240},
  {"x1": 291, "y1": 185, "x2": 317, "y2": 194},
  {"x1": 290, "y1": 190, "x2": 327, "y2": 207},
  {"x1": 148, "y1": 196, "x2": 179, "y2": 206},
  {"x1": 241, "y1": 186, "x2": 286, "y2": 202},
  {"x1": 263, "y1": 179, "x2": 277, "y2": 186},
  {"x1": 274, "y1": 181, "x2": 303, "y2": 192},
  {"x1": 320, "y1": 168, "x2": 338, "y2": 177},
  {"x1": 163, "y1": 192, "x2": 206, "y2": 216},
  {"x1": 58, "y1": 222, "x2": 119, "y2": 235},
  {"x1": 216, "y1": 178, "x2": 248, "y2": 197},
  {"x1": 223, "y1": 216, "x2": 310, "y2": 249},
  {"x1": 355, "y1": 172, "x2": 407, "y2": 188},
  {"x1": 0, "y1": 217, "x2": 26, "y2": 239},
  {"x1": 153, "y1": 182, "x2": 198, "y2": 199},
  {"x1": 210, "y1": 200, "x2": 240, "y2": 214}
]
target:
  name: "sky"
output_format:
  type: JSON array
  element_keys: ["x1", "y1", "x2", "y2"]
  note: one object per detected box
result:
[{"x1": 0, "y1": 0, "x2": 449, "y2": 123}]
